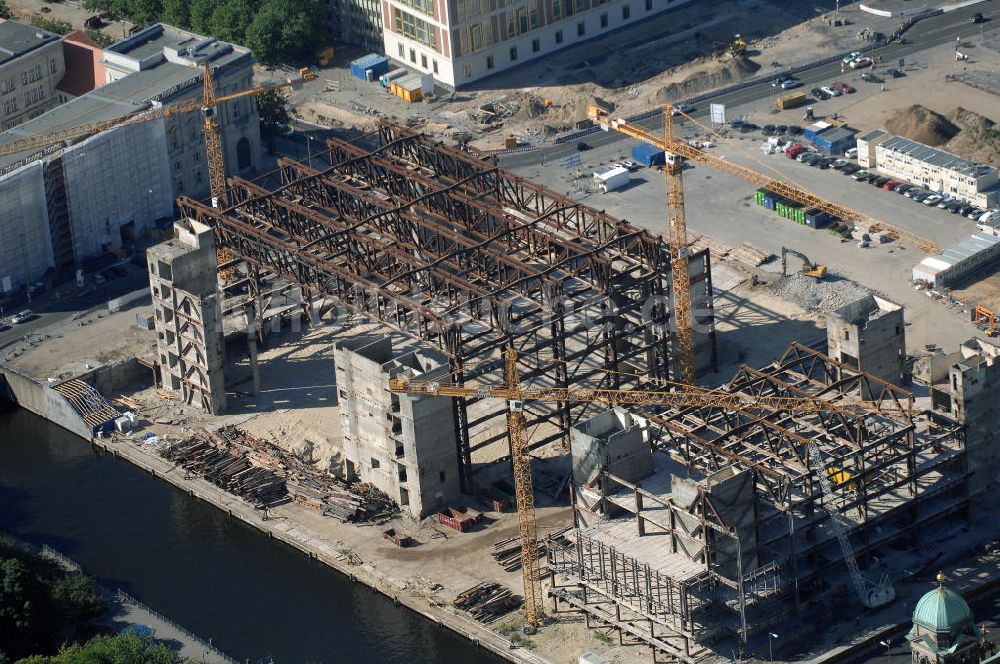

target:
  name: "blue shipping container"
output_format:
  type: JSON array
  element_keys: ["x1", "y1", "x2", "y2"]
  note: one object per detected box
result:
[
  {"x1": 350, "y1": 53, "x2": 390, "y2": 81},
  {"x1": 632, "y1": 142, "x2": 665, "y2": 167}
]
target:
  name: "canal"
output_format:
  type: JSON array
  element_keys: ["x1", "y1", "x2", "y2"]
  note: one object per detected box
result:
[{"x1": 0, "y1": 408, "x2": 506, "y2": 664}]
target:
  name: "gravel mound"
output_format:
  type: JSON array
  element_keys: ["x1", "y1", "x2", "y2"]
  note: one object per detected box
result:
[
  {"x1": 884, "y1": 105, "x2": 959, "y2": 147},
  {"x1": 768, "y1": 274, "x2": 872, "y2": 314}
]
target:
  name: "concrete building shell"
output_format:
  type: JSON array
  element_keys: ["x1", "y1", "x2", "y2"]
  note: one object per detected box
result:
[
  {"x1": 551, "y1": 343, "x2": 970, "y2": 663},
  {"x1": 335, "y1": 336, "x2": 463, "y2": 519}
]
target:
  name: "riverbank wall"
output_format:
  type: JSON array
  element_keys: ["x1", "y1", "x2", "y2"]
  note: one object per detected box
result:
[{"x1": 0, "y1": 366, "x2": 549, "y2": 664}]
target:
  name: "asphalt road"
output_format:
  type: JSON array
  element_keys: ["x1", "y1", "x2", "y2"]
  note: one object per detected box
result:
[{"x1": 501, "y1": 3, "x2": 1000, "y2": 169}]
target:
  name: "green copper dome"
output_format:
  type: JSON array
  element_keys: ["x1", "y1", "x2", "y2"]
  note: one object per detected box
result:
[{"x1": 913, "y1": 573, "x2": 973, "y2": 634}]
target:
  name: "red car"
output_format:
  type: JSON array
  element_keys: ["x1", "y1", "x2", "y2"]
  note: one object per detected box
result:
[
  {"x1": 785, "y1": 144, "x2": 807, "y2": 158},
  {"x1": 882, "y1": 179, "x2": 900, "y2": 190},
  {"x1": 832, "y1": 81, "x2": 856, "y2": 94}
]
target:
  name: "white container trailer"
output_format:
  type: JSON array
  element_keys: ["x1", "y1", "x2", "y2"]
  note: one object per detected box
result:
[{"x1": 594, "y1": 166, "x2": 629, "y2": 193}]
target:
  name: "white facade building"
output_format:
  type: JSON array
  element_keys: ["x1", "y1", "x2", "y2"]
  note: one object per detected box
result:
[
  {"x1": 857, "y1": 129, "x2": 999, "y2": 208},
  {"x1": 383, "y1": 0, "x2": 698, "y2": 88}
]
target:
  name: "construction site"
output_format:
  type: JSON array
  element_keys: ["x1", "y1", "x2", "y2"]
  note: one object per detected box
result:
[{"x1": 5, "y1": 4, "x2": 1000, "y2": 664}]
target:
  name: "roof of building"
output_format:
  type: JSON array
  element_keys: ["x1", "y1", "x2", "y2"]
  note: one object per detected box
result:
[
  {"x1": 105, "y1": 23, "x2": 241, "y2": 70},
  {"x1": 0, "y1": 23, "x2": 252, "y2": 174},
  {"x1": 859, "y1": 129, "x2": 888, "y2": 142},
  {"x1": 913, "y1": 573, "x2": 973, "y2": 634},
  {"x1": 57, "y1": 31, "x2": 105, "y2": 97},
  {"x1": 0, "y1": 20, "x2": 60, "y2": 66},
  {"x1": 815, "y1": 127, "x2": 857, "y2": 144},
  {"x1": 880, "y1": 134, "x2": 995, "y2": 179}
]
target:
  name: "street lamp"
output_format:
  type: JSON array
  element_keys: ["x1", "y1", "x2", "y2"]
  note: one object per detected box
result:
[
  {"x1": 880, "y1": 639, "x2": 891, "y2": 664},
  {"x1": 768, "y1": 632, "x2": 779, "y2": 663},
  {"x1": 306, "y1": 135, "x2": 314, "y2": 168}
]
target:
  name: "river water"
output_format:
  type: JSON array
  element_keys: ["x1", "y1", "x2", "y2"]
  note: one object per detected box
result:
[{"x1": 0, "y1": 408, "x2": 504, "y2": 664}]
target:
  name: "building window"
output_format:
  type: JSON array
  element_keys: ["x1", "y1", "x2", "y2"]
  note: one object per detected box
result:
[
  {"x1": 410, "y1": 48, "x2": 416, "y2": 63},
  {"x1": 394, "y1": 8, "x2": 437, "y2": 48},
  {"x1": 398, "y1": 42, "x2": 405, "y2": 57},
  {"x1": 600, "y1": 13, "x2": 608, "y2": 27},
  {"x1": 433, "y1": 59, "x2": 438, "y2": 74},
  {"x1": 843, "y1": 330, "x2": 850, "y2": 340},
  {"x1": 577, "y1": 22, "x2": 585, "y2": 36},
  {"x1": 532, "y1": 38, "x2": 540, "y2": 52},
  {"x1": 645, "y1": 0, "x2": 652, "y2": 9},
  {"x1": 371, "y1": 458, "x2": 380, "y2": 469},
  {"x1": 510, "y1": 47, "x2": 517, "y2": 61},
  {"x1": 439, "y1": 470, "x2": 446, "y2": 483},
  {"x1": 464, "y1": 63, "x2": 472, "y2": 78},
  {"x1": 623, "y1": 4, "x2": 630, "y2": 19},
  {"x1": 396, "y1": 0, "x2": 435, "y2": 17},
  {"x1": 49, "y1": 58, "x2": 56, "y2": 74},
  {"x1": 486, "y1": 55, "x2": 494, "y2": 69},
  {"x1": 1, "y1": 78, "x2": 13, "y2": 94},
  {"x1": 3, "y1": 98, "x2": 17, "y2": 116},
  {"x1": 421, "y1": 53, "x2": 428, "y2": 68},
  {"x1": 555, "y1": 30, "x2": 563, "y2": 44}
]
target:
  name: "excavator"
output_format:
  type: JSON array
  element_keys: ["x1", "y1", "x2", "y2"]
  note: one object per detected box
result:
[{"x1": 781, "y1": 246, "x2": 827, "y2": 279}]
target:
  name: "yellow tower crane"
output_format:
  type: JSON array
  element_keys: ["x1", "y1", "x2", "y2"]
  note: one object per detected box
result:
[
  {"x1": 389, "y1": 348, "x2": 909, "y2": 631},
  {"x1": 588, "y1": 105, "x2": 940, "y2": 255},
  {"x1": 0, "y1": 63, "x2": 314, "y2": 281}
]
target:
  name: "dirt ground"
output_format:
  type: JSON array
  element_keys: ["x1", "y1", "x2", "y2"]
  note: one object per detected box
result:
[
  {"x1": 4, "y1": 0, "x2": 136, "y2": 41},
  {"x1": 290, "y1": 1, "x2": 907, "y2": 149}
]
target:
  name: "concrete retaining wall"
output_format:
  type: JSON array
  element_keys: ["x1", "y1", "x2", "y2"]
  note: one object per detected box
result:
[{"x1": 0, "y1": 364, "x2": 92, "y2": 439}]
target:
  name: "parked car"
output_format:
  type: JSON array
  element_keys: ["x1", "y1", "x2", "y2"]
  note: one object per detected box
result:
[
  {"x1": 811, "y1": 87, "x2": 831, "y2": 100},
  {"x1": 893, "y1": 183, "x2": 912, "y2": 194},
  {"x1": 815, "y1": 158, "x2": 832, "y2": 169},
  {"x1": 832, "y1": 159, "x2": 848, "y2": 170},
  {"x1": 946, "y1": 201, "x2": 964, "y2": 213},
  {"x1": 841, "y1": 163, "x2": 860, "y2": 175},
  {"x1": 850, "y1": 56, "x2": 873, "y2": 69},
  {"x1": 11, "y1": 310, "x2": 33, "y2": 324},
  {"x1": 576, "y1": 142, "x2": 592, "y2": 151},
  {"x1": 762, "y1": 124, "x2": 777, "y2": 136},
  {"x1": 785, "y1": 144, "x2": 806, "y2": 158},
  {"x1": 92, "y1": 273, "x2": 106, "y2": 285},
  {"x1": 871, "y1": 176, "x2": 891, "y2": 187},
  {"x1": 911, "y1": 191, "x2": 930, "y2": 203},
  {"x1": 967, "y1": 207, "x2": 986, "y2": 219},
  {"x1": 852, "y1": 169, "x2": 870, "y2": 181},
  {"x1": 843, "y1": 51, "x2": 862, "y2": 64},
  {"x1": 886, "y1": 68, "x2": 904, "y2": 78},
  {"x1": 109, "y1": 266, "x2": 128, "y2": 278},
  {"x1": 971, "y1": 12, "x2": 984, "y2": 24},
  {"x1": 832, "y1": 81, "x2": 855, "y2": 93},
  {"x1": 923, "y1": 195, "x2": 943, "y2": 206},
  {"x1": 820, "y1": 85, "x2": 842, "y2": 97},
  {"x1": 797, "y1": 151, "x2": 815, "y2": 162},
  {"x1": 787, "y1": 125, "x2": 803, "y2": 135},
  {"x1": 0, "y1": 322, "x2": 10, "y2": 332},
  {"x1": 937, "y1": 196, "x2": 954, "y2": 208},
  {"x1": 774, "y1": 72, "x2": 795, "y2": 83},
  {"x1": 775, "y1": 125, "x2": 788, "y2": 135},
  {"x1": 882, "y1": 179, "x2": 900, "y2": 190},
  {"x1": 861, "y1": 72, "x2": 884, "y2": 83},
  {"x1": 780, "y1": 79, "x2": 803, "y2": 90},
  {"x1": 956, "y1": 204, "x2": 974, "y2": 216},
  {"x1": 904, "y1": 188, "x2": 921, "y2": 198},
  {"x1": 620, "y1": 160, "x2": 639, "y2": 171},
  {"x1": 670, "y1": 102, "x2": 695, "y2": 116}
]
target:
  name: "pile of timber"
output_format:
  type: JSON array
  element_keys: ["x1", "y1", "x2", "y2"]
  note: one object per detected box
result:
[
  {"x1": 161, "y1": 437, "x2": 288, "y2": 509},
  {"x1": 453, "y1": 582, "x2": 520, "y2": 623},
  {"x1": 730, "y1": 241, "x2": 773, "y2": 267},
  {"x1": 161, "y1": 426, "x2": 398, "y2": 520},
  {"x1": 491, "y1": 527, "x2": 573, "y2": 572}
]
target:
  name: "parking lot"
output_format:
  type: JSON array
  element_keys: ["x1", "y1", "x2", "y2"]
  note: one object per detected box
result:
[{"x1": 511, "y1": 124, "x2": 980, "y2": 352}]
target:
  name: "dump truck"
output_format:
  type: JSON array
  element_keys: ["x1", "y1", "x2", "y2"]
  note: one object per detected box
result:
[{"x1": 776, "y1": 92, "x2": 807, "y2": 110}]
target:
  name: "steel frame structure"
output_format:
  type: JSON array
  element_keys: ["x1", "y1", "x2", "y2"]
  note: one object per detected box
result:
[
  {"x1": 177, "y1": 121, "x2": 717, "y2": 491},
  {"x1": 549, "y1": 344, "x2": 969, "y2": 663}
]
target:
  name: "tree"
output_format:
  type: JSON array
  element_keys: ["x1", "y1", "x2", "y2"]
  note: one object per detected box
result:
[
  {"x1": 84, "y1": 28, "x2": 116, "y2": 48},
  {"x1": 208, "y1": 0, "x2": 254, "y2": 44},
  {"x1": 32, "y1": 633, "x2": 187, "y2": 664},
  {"x1": 187, "y1": 0, "x2": 216, "y2": 34},
  {"x1": 0, "y1": 1, "x2": 12, "y2": 20},
  {"x1": 256, "y1": 89, "x2": 290, "y2": 154},
  {"x1": 160, "y1": 0, "x2": 191, "y2": 28},
  {"x1": 245, "y1": 0, "x2": 324, "y2": 65},
  {"x1": 0, "y1": 558, "x2": 53, "y2": 659},
  {"x1": 127, "y1": 0, "x2": 164, "y2": 25}
]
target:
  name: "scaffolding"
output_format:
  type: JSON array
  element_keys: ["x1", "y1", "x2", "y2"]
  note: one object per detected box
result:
[
  {"x1": 550, "y1": 344, "x2": 969, "y2": 662},
  {"x1": 177, "y1": 121, "x2": 718, "y2": 492}
]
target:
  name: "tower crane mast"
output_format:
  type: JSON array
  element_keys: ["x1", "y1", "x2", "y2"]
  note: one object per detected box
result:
[{"x1": 389, "y1": 350, "x2": 908, "y2": 629}]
